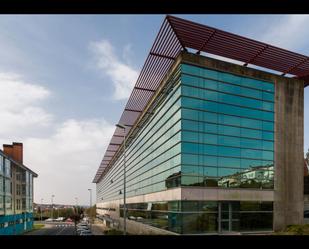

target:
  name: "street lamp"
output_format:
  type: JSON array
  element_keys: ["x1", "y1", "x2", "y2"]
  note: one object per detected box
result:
[
  {"x1": 51, "y1": 195, "x2": 55, "y2": 220},
  {"x1": 40, "y1": 198, "x2": 44, "y2": 222},
  {"x1": 88, "y1": 189, "x2": 92, "y2": 208},
  {"x1": 116, "y1": 123, "x2": 127, "y2": 235},
  {"x1": 88, "y1": 189, "x2": 92, "y2": 228}
]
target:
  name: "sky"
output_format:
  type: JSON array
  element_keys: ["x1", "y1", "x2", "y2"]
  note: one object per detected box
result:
[{"x1": 0, "y1": 15, "x2": 308, "y2": 206}]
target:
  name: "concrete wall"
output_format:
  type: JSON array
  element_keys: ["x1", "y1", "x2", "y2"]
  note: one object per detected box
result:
[
  {"x1": 181, "y1": 187, "x2": 273, "y2": 202},
  {"x1": 274, "y1": 77, "x2": 304, "y2": 230}
]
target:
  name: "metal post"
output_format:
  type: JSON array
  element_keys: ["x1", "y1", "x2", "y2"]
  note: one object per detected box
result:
[
  {"x1": 218, "y1": 202, "x2": 221, "y2": 233},
  {"x1": 41, "y1": 198, "x2": 43, "y2": 222},
  {"x1": 51, "y1": 195, "x2": 54, "y2": 220},
  {"x1": 88, "y1": 189, "x2": 92, "y2": 228},
  {"x1": 116, "y1": 123, "x2": 127, "y2": 235},
  {"x1": 123, "y1": 132, "x2": 127, "y2": 235}
]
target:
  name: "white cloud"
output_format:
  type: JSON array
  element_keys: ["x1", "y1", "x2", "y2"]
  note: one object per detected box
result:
[
  {"x1": 90, "y1": 39, "x2": 138, "y2": 100},
  {"x1": 0, "y1": 72, "x2": 53, "y2": 138},
  {"x1": 0, "y1": 71, "x2": 115, "y2": 205},
  {"x1": 24, "y1": 118, "x2": 114, "y2": 205},
  {"x1": 259, "y1": 15, "x2": 309, "y2": 50}
]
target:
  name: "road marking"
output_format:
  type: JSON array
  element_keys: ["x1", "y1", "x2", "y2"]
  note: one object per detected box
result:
[{"x1": 55, "y1": 225, "x2": 69, "y2": 235}]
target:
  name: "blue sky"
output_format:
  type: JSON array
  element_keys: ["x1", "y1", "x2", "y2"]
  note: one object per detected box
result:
[{"x1": 0, "y1": 15, "x2": 308, "y2": 205}]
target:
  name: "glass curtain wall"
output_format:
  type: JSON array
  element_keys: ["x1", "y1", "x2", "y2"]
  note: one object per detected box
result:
[
  {"x1": 180, "y1": 63, "x2": 275, "y2": 189},
  {"x1": 120, "y1": 200, "x2": 273, "y2": 234},
  {"x1": 97, "y1": 67, "x2": 183, "y2": 202}
]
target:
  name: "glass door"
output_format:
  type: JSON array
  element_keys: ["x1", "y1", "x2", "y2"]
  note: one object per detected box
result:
[{"x1": 218, "y1": 202, "x2": 240, "y2": 233}]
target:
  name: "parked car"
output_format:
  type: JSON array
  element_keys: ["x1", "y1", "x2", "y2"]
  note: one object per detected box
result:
[
  {"x1": 80, "y1": 231, "x2": 92, "y2": 236},
  {"x1": 77, "y1": 228, "x2": 90, "y2": 234},
  {"x1": 77, "y1": 224, "x2": 88, "y2": 228},
  {"x1": 45, "y1": 218, "x2": 53, "y2": 222},
  {"x1": 55, "y1": 217, "x2": 65, "y2": 221},
  {"x1": 65, "y1": 218, "x2": 73, "y2": 222},
  {"x1": 77, "y1": 229, "x2": 91, "y2": 235}
]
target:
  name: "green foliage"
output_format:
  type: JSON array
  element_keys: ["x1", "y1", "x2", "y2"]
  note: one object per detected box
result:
[
  {"x1": 85, "y1": 205, "x2": 96, "y2": 219},
  {"x1": 285, "y1": 224, "x2": 309, "y2": 235},
  {"x1": 34, "y1": 207, "x2": 77, "y2": 220},
  {"x1": 274, "y1": 224, "x2": 309, "y2": 235}
]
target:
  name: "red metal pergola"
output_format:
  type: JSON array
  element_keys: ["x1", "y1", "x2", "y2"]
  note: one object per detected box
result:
[{"x1": 93, "y1": 15, "x2": 309, "y2": 183}]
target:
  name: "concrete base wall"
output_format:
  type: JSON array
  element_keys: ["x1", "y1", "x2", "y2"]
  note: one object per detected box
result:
[{"x1": 274, "y1": 77, "x2": 304, "y2": 231}]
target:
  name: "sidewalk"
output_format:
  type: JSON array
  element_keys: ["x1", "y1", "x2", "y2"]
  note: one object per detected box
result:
[{"x1": 90, "y1": 220, "x2": 109, "y2": 235}]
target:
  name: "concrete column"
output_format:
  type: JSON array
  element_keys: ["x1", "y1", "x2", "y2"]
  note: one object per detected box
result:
[{"x1": 274, "y1": 78, "x2": 304, "y2": 231}]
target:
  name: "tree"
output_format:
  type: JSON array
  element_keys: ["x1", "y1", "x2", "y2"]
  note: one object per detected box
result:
[
  {"x1": 70, "y1": 206, "x2": 84, "y2": 235},
  {"x1": 85, "y1": 205, "x2": 96, "y2": 220},
  {"x1": 306, "y1": 148, "x2": 309, "y2": 165}
]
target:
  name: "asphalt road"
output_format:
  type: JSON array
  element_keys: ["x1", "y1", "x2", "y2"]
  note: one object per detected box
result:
[{"x1": 26, "y1": 222, "x2": 76, "y2": 235}]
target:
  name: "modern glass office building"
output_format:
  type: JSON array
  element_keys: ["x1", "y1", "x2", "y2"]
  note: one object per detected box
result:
[
  {"x1": 93, "y1": 16, "x2": 306, "y2": 234},
  {"x1": 0, "y1": 143, "x2": 37, "y2": 235}
]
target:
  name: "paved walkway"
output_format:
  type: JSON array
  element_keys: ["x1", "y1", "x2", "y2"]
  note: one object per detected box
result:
[{"x1": 90, "y1": 220, "x2": 109, "y2": 235}]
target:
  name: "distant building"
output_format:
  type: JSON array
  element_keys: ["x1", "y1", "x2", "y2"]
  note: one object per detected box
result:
[{"x1": 0, "y1": 142, "x2": 38, "y2": 235}]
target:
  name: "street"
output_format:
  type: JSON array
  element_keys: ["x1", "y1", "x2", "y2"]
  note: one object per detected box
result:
[{"x1": 26, "y1": 221, "x2": 76, "y2": 235}]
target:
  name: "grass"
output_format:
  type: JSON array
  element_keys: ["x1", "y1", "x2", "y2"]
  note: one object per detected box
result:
[
  {"x1": 33, "y1": 223, "x2": 45, "y2": 230},
  {"x1": 273, "y1": 224, "x2": 309, "y2": 235},
  {"x1": 23, "y1": 223, "x2": 45, "y2": 234}
]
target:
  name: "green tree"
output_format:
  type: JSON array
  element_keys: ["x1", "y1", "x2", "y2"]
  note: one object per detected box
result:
[
  {"x1": 70, "y1": 206, "x2": 84, "y2": 235},
  {"x1": 306, "y1": 148, "x2": 309, "y2": 165}
]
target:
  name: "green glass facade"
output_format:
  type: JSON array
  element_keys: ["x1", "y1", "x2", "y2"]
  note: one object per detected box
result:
[
  {"x1": 180, "y1": 63, "x2": 274, "y2": 189},
  {"x1": 97, "y1": 61, "x2": 275, "y2": 234},
  {"x1": 97, "y1": 67, "x2": 182, "y2": 202}
]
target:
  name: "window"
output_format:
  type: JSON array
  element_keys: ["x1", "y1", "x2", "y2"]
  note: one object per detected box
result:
[
  {"x1": 4, "y1": 159, "x2": 11, "y2": 178},
  {"x1": 5, "y1": 196, "x2": 12, "y2": 210},
  {"x1": 0, "y1": 155, "x2": 3, "y2": 175},
  {"x1": 4, "y1": 178, "x2": 11, "y2": 195}
]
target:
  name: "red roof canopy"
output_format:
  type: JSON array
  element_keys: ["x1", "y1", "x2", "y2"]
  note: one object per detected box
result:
[{"x1": 93, "y1": 15, "x2": 309, "y2": 183}]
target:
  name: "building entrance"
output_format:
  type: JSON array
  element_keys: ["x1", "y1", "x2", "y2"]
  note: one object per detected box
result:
[{"x1": 218, "y1": 202, "x2": 240, "y2": 234}]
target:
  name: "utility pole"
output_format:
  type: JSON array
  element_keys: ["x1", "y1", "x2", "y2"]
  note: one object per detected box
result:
[
  {"x1": 116, "y1": 123, "x2": 127, "y2": 235},
  {"x1": 88, "y1": 189, "x2": 92, "y2": 228},
  {"x1": 41, "y1": 198, "x2": 44, "y2": 222},
  {"x1": 51, "y1": 195, "x2": 55, "y2": 219}
]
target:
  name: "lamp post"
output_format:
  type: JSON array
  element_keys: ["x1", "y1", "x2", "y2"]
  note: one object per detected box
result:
[
  {"x1": 51, "y1": 195, "x2": 55, "y2": 220},
  {"x1": 116, "y1": 123, "x2": 127, "y2": 235},
  {"x1": 40, "y1": 198, "x2": 44, "y2": 222},
  {"x1": 88, "y1": 189, "x2": 92, "y2": 228}
]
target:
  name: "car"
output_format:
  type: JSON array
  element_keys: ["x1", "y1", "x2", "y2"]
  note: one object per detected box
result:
[
  {"x1": 77, "y1": 224, "x2": 88, "y2": 228},
  {"x1": 77, "y1": 229, "x2": 91, "y2": 235},
  {"x1": 55, "y1": 217, "x2": 64, "y2": 221},
  {"x1": 79, "y1": 231, "x2": 92, "y2": 236},
  {"x1": 45, "y1": 218, "x2": 53, "y2": 222},
  {"x1": 77, "y1": 228, "x2": 90, "y2": 233},
  {"x1": 76, "y1": 229, "x2": 91, "y2": 234},
  {"x1": 77, "y1": 226, "x2": 90, "y2": 232}
]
